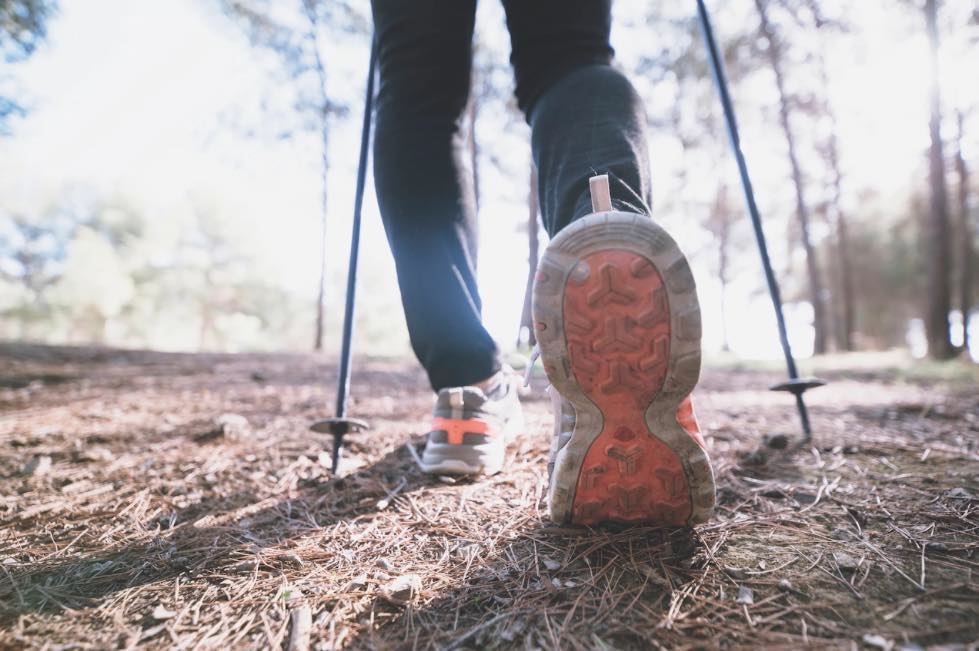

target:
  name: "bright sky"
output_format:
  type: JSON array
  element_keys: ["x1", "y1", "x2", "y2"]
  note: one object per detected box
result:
[{"x1": 3, "y1": 0, "x2": 975, "y2": 357}]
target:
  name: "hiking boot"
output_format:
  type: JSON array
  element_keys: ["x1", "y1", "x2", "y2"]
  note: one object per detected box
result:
[
  {"x1": 417, "y1": 372, "x2": 523, "y2": 475},
  {"x1": 532, "y1": 177, "x2": 716, "y2": 526}
]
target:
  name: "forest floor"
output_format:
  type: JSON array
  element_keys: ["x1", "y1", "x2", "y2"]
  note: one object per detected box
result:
[{"x1": 1, "y1": 343, "x2": 977, "y2": 650}]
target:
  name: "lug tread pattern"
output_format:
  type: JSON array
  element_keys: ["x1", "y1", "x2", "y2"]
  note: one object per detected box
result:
[
  {"x1": 533, "y1": 212, "x2": 717, "y2": 527},
  {"x1": 562, "y1": 250, "x2": 693, "y2": 525}
]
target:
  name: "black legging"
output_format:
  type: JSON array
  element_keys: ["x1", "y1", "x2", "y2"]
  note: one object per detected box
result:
[{"x1": 371, "y1": 0, "x2": 652, "y2": 391}]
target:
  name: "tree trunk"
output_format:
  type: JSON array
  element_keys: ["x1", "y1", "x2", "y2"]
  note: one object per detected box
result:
[
  {"x1": 314, "y1": 199, "x2": 327, "y2": 352},
  {"x1": 464, "y1": 91, "x2": 481, "y2": 270},
  {"x1": 826, "y1": 110, "x2": 855, "y2": 352},
  {"x1": 304, "y1": 0, "x2": 330, "y2": 352},
  {"x1": 313, "y1": 118, "x2": 328, "y2": 353},
  {"x1": 812, "y1": 24, "x2": 856, "y2": 352},
  {"x1": 519, "y1": 165, "x2": 540, "y2": 348},
  {"x1": 834, "y1": 207, "x2": 856, "y2": 352},
  {"x1": 924, "y1": 0, "x2": 954, "y2": 359},
  {"x1": 713, "y1": 184, "x2": 733, "y2": 353},
  {"x1": 312, "y1": 117, "x2": 329, "y2": 354},
  {"x1": 754, "y1": 0, "x2": 829, "y2": 354},
  {"x1": 955, "y1": 110, "x2": 973, "y2": 354},
  {"x1": 467, "y1": 94, "x2": 480, "y2": 211}
]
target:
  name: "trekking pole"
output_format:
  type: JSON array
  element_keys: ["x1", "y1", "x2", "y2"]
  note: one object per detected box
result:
[
  {"x1": 695, "y1": 0, "x2": 824, "y2": 443},
  {"x1": 310, "y1": 37, "x2": 377, "y2": 472}
]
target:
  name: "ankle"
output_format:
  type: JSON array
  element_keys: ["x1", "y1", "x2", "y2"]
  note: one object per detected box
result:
[{"x1": 474, "y1": 370, "x2": 504, "y2": 393}]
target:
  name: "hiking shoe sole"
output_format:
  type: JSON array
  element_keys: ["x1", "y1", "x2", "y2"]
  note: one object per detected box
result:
[{"x1": 533, "y1": 211, "x2": 716, "y2": 526}]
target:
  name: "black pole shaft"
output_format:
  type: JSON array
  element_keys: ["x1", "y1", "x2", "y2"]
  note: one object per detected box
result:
[
  {"x1": 695, "y1": 0, "x2": 812, "y2": 435},
  {"x1": 335, "y1": 40, "x2": 378, "y2": 423}
]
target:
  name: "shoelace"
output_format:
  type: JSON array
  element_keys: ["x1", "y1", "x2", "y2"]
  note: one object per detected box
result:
[{"x1": 523, "y1": 344, "x2": 540, "y2": 388}]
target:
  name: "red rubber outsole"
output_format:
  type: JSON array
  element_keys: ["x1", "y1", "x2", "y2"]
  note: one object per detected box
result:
[
  {"x1": 535, "y1": 211, "x2": 716, "y2": 527},
  {"x1": 562, "y1": 250, "x2": 693, "y2": 525}
]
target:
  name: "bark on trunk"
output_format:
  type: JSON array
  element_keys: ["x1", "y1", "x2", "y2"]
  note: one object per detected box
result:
[
  {"x1": 464, "y1": 92, "x2": 481, "y2": 270},
  {"x1": 834, "y1": 208, "x2": 855, "y2": 352},
  {"x1": 812, "y1": 30, "x2": 856, "y2": 352},
  {"x1": 955, "y1": 110, "x2": 973, "y2": 354},
  {"x1": 713, "y1": 184, "x2": 733, "y2": 353},
  {"x1": 754, "y1": 0, "x2": 829, "y2": 354},
  {"x1": 924, "y1": 0, "x2": 954, "y2": 359},
  {"x1": 826, "y1": 112, "x2": 855, "y2": 352},
  {"x1": 467, "y1": 94, "x2": 480, "y2": 211},
  {"x1": 519, "y1": 165, "x2": 540, "y2": 348},
  {"x1": 313, "y1": 127, "x2": 328, "y2": 353},
  {"x1": 304, "y1": 0, "x2": 330, "y2": 352}
]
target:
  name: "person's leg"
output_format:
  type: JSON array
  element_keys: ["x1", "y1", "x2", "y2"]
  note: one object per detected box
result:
[
  {"x1": 501, "y1": 0, "x2": 652, "y2": 236},
  {"x1": 503, "y1": 1, "x2": 716, "y2": 526},
  {"x1": 371, "y1": 0, "x2": 499, "y2": 392}
]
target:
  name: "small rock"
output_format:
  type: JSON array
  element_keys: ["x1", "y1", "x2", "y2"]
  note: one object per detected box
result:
[
  {"x1": 724, "y1": 566, "x2": 748, "y2": 580},
  {"x1": 763, "y1": 433, "x2": 789, "y2": 450},
  {"x1": 279, "y1": 553, "x2": 304, "y2": 566},
  {"x1": 541, "y1": 557, "x2": 561, "y2": 571},
  {"x1": 23, "y1": 455, "x2": 52, "y2": 476},
  {"x1": 347, "y1": 574, "x2": 369, "y2": 590},
  {"x1": 216, "y1": 413, "x2": 251, "y2": 440},
  {"x1": 760, "y1": 488, "x2": 786, "y2": 499},
  {"x1": 736, "y1": 586, "x2": 754, "y2": 605},
  {"x1": 73, "y1": 447, "x2": 114, "y2": 463},
  {"x1": 380, "y1": 574, "x2": 422, "y2": 604},
  {"x1": 376, "y1": 557, "x2": 394, "y2": 571},
  {"x1": 862, "y1": 634, "x2": 893, "y2": 650},
  {"x1": 794, "y1": 491, "x2": 818, "y2": 505},
  {"x1": 947, "y1": 487, "x2": 975, "y2": 501},
  {"x1": 833, "y1": 552, "x2": 861, "y2": 571},
  {"x1": 151, "y1": 605, "x2": 177, "y2": 620},
  {"x1": 234, "y1": 560, "x2": 259, "y2": 573}
]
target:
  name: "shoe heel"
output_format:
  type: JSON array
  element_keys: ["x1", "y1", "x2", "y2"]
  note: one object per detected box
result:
[{"x1": 534, "y1": 206, "x2": 715, "y2": 526}]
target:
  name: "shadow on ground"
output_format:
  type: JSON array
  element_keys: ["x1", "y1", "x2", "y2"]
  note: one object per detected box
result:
[{"x1": 2, "y1": 345, "x2": 978, "y2": 649}]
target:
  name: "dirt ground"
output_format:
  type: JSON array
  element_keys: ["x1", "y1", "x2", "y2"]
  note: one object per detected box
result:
[{"x1": 1, "y1": 343, "x2": 977, "y2": 650}]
